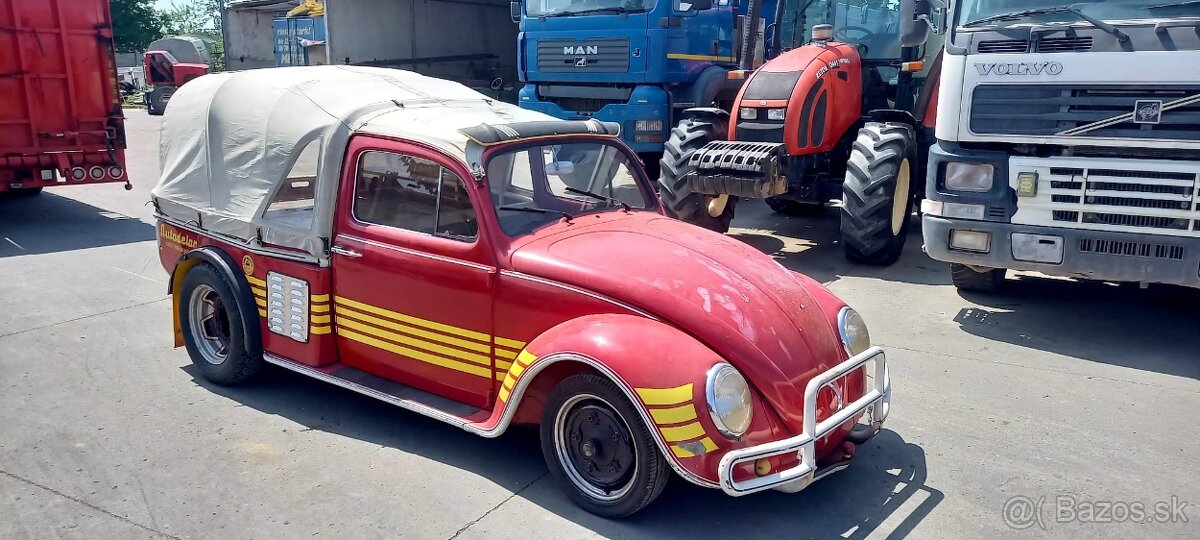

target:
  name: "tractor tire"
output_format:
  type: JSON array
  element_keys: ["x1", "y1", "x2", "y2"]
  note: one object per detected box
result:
[
  {"x1": 950, "y1": 263, "x2": 1005, "y2": 293},
  {"x1": 841, "y1": 122, "x2": 917, "y2": 266},
  {"x1": 658, "y1": 115, "x2": 738, "y2": 233},
  {"x1": 148, "y1": 86, "x2": 175, "y2": 116},
  {"x1": 765, "y1": 196, "x2": 824, "y2": 216}
]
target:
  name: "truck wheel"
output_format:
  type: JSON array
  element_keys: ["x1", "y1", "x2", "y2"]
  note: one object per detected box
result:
[
  {"x1": 541, "y1": 373, "x2": 670, "y2": 518},
  {"x1": 9, "y1": 187, "x2": 43, "y2": 197},
  {"x1": 180, "y1": 263, "x2": 263, "y2": 385},
  {"x1": 765, "y1": 196, "x2": 823, "y2": 216},
  {"x1": 841, "y1": 122, "x2": 917, "y2": 265},
  {"x1": 950, "y1": 263, "x2": 1005, "y2": 292},
  {"x1": 148, "y1": 86, "x2": 175, "y2": 116},
  {"x1": 658, "y1": 116, "x2": 738, "y2": 233}
]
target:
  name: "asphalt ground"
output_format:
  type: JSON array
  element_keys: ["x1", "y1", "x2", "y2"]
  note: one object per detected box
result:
[{"x1": 1, "y1": 109, "x2": 1197, "y2": 539}]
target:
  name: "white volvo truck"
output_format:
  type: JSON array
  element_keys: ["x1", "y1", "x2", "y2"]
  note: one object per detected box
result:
[{"x1": 916, "y1": 1, "x2": 1200, "y2": 291}]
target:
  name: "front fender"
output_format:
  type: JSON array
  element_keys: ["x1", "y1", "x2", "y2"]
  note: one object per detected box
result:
[{"x1": 487, "y1": 313, "x2": 791, "y2": 488}]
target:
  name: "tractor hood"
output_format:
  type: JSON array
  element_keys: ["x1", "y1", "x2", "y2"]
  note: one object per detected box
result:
[{"x1": 508, "y1": 212, "x2": 850, "y2": 432}]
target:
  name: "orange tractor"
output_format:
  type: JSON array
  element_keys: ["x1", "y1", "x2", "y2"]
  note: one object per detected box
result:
[{"x1": 659, "y1": 0, "x2": 943, "y2": 265}]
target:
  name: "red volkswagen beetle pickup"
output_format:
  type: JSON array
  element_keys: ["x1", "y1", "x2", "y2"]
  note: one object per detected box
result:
[{"x1": 152, "y1": 66, "x2": 891, "y2": 517}]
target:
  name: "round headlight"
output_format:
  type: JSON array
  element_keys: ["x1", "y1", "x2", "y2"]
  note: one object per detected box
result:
[
  {"x1": 705, "y1": 363, "x2": 752, "y2": 438},
  {"x1": 838, "y1": 307, "x2": 871, "y2": 357}
]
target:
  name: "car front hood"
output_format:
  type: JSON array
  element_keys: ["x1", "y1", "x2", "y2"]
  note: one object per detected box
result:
[{"x1": 509, "y1": 213, "x2": 848, "y2": 432}]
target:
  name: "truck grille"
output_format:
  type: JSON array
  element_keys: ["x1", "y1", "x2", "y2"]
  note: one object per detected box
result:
[
  {"x1": 1079, "y1": 238, "x2": 1186, "y2": 261},
  {"x1": 536, "y1": 39, "x2": 629, "y2": 73},
  {"x1": 1011, "y1": 157, "x2": 1200, "y2": 238},
  {"x1": 970, "y1": 85, "x2": 1200, "y2": 141},
  {"x1": 976, "y1": 37, "x2": 1092, "y2": 54}
]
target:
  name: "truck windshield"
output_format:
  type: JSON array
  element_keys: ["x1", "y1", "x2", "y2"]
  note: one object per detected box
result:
[
  {"x1": 956, "y1": 0, "x2": 1192, "y2": 28},
  {"x1": 487, "y1": 141, "x2": 654, "y2": 236},
  {"x1": 527, "y1": 0, "x2": 655, "y2": 17}
]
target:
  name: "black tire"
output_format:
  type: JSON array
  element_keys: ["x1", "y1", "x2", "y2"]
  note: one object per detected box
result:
[
  {"x1": 841, "y1": 122, "x2": 917, "y2": 265},
  {"x1": 9, "y1": 186, "x2": 43, "y2": 197},
  {"x1": 148, "y1": 86, "x2": 175, "y2": 116},
  {"x1": 179, "y1": 263, "x2": 263, "y2": 385},
  {"x1": 765, "y1": 196, "x2": 823, "y2": 216},
  {"x1": 950, "y1": 263, "x2": 1005, "y2": 292},
  {"x1": 658, "y1": 115, "x2": 738, "y2": 233},
  {"x1": 541, "y1": 373, "x2": 670, "y2": 518}
]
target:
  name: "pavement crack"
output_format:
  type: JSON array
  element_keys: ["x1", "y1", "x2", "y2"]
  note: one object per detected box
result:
[
  {"x1": 0, "y1": 298, "x2": 167, "y2": 339},
  {"x1": 448, "y1": 471, "x2": 547, "y2": 540},
  {"x1": 0, "y1": 468, "x2": 180, "y2": 539}
]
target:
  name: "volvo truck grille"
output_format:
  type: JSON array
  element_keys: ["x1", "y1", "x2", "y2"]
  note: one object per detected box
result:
[
  {"x1": 976, "y1": 36, "x2": 1092, "y2": 54},
  {"x1": 537, "y1": 39, "x2": 630, "y2": 73},
  {"x1": 1010, "y1": 156, "x2": 1200, "y2": 238},
  {"x1": 971, "y1": 85, "x2": 1200, "y2": 141}
]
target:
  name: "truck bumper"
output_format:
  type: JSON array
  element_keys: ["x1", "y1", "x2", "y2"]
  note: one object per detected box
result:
[
  {"x1": 518, "y1": 85, "x2": 669, "y2": 153},
  {"x1": 922, "y1": 215, "x2": 1200, "y2": 288}
]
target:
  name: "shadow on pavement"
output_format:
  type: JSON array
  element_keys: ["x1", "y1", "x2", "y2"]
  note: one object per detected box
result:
[
  {"x1": 186, "y1": 365, "x2": 941, "y2": 538},
  {"x1": 953, "y1": 276, "x2": 1200, "y2": 379},
  {"x1": 0, "y1": 191, "x2": 155, "y2": 258}
]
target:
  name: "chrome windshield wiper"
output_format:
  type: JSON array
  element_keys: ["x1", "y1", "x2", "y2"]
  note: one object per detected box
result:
[
  {"x1": 563, "y1": 186, "x2": 632, "y2": 212},
  {"x1": 544, "y1": 7, "x2": 638, "y2": 18},
  {"x1": 964, "y1": 4, "x2": 1129, "y2": 43}
]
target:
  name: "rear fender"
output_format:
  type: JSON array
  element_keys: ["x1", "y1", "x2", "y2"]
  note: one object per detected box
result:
[
  {"x1": 487, "y1": 313, "x2": 781, "y2": 488},
  {"x1": 167, "y1": 246, "x2": 262, "y2": 355}
]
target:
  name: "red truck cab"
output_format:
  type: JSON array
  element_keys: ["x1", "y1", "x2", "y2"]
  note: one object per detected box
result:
[
  {"x1": 0, "y1": 0, "x2": 129, "y2": 195},
  {"x1": 152, "y1": 67, "x2": 891, "y2": 517}
]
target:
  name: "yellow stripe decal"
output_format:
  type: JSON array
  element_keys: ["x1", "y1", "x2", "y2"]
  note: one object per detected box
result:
[
  {"x1": 311, "y1": 325, "x2": 332, "y2": 335},
  {"x1": 245, "y1": 275, "x2": 265, "y2": 287},
  {"x1": 667, "y1": 53, "x2": 736, "y2": 62},
  {"x1": 311, "y1": 303, "x2": 329, "y2": 313},
  {"x1": 494, "y1": 372, "x2": 506, "y2": 382},
  {"x1": 499, "y1": 387, "x2": 512, "y2": 402},
  {"x1": 257, "y1": 309, "x2": 267, "y2": 317},
  {"x1": 311, "y1": 314, "x2": 331, "y2": 324},
  {"x1": 671, "y1": 437, "x2": 718, "y2": 458},
  {"x1": 659, "y1": 421, "x2": 705, "y2": 442},
  {"x1": 336, "y1": 306, "x2": 491, "y2": 354},
  {"x1": 311, "y1": 294, "x2": 331, "y2": 302},
  {"x1": 649, "y1": 403, "x2": 699, "y2": 425},
  {"x1": 251, "y1": 286, "x2": 266, "y2": 297},
  {"x1": 636, "y1": 383, "x2": 693, "y2": 406},
  {"x1": 254, "y1": 298, "x2": 266, "y2": 308},
  {"x1": 337, "y1": 317, "x2": 490, "y2": 367},
  {"x1": 495, "y1": 348, "x2": 518, "y2": 360},
  {"x1": 502, "y1": 376, "x2": 515, "y2": 391},
  {"x1": 516, "y1": 350, "x2": 537, "y2": 367},
  {"x1": 338, "y1": 328, "x2": 490, "y2": 378},
  {"x1": 335, "y1": 296, "x2": 489, "y2": 343},
  {"x1": 494, "y1": 336, "x2": 526, "y2": 350},
  {"x1": 495, "y1": 359, "x2": 513, "y2": 370}
]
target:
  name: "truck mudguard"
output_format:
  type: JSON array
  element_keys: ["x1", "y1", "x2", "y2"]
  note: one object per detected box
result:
[{"x1": 168, "y1": 246, "x2": 263, "y2": 357}]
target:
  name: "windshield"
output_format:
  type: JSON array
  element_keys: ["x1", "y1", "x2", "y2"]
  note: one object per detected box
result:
[
  {"x1": 955, "y1": 0, "x2": 1194, "y2": 27},
  {"x1": 777, "y1": 0, "x2": 903, "y2": 59},
  {"x1": 487, "y1": 141, "x2": 654, "y2": 237},
  {"x1": 526, "y1": 0, "x2": 655, "y2": 17}
]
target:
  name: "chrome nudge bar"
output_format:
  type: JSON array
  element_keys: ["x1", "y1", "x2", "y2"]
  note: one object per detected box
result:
[{"x1": 716, "y1": 346, "x2": 890, "y2": 496}]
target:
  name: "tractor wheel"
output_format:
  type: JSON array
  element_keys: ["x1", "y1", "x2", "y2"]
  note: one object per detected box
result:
[
  {"x1": 841, "y1": 122, "x2": 917, "y2": 265},
  {"x1": 765, "y1": 196, "x2": 824, "y2": 216},
  {"x1": 658, "y1": 116, "x2": 738, "y2": 233},
  {"x1": 148, "y1": 86, "x2": 175, "y2": 116},
  {"x1": 950, "y1": 263, "x2": 1005, "y2": 293}
]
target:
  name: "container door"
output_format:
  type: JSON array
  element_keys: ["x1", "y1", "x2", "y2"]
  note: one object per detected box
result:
[{"x1": 330, "y1": 136, "x2": 496, "y2": 408}]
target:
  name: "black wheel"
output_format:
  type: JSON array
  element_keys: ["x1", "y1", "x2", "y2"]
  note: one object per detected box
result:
[
  {"x1": 179, "y1": 263, "x2": 263, "y2": 385},
  {"x1": 950, "y1": 263, "x2": 1005, "y2": 292},
  {"x1": 9, "y1": 186, "x2": 43, "y2": 197},
  {"x1": 658, "y1": 115, "x2": 738, "y2": 233},
  {"x1": 541, "y1": 373, "x2": 670, "y2": 518},
  {"x1": 841, "y1": 122, "x2": 917, "y2": 266},
  {"x1": 148, "y1": 86, "x2": 175, "y2": 116},
  {"x1": 765, "y1": 196, "x2": 823, "y2": 216}
]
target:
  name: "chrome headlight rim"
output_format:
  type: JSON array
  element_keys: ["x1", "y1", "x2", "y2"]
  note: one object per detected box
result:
[
  {"x1": 837, "y1": 306, "x2": 871, "y2": 357},
  {"x1": 705, "y1": 363, "x2": 753, "y2": 440}
]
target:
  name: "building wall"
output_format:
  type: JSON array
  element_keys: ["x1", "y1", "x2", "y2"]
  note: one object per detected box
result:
[{"x1": 224, "y1": 9, "x2": 279, "y2": 70}]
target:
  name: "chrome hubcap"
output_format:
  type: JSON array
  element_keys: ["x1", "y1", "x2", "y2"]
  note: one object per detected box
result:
[{"x1": 188, "y1": 284, "x2": 231, "y2": 365}]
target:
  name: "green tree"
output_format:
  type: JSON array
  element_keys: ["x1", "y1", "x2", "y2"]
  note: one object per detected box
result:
[{"x1": 110, "y1": 0, "x2": 165, "y2": 52}]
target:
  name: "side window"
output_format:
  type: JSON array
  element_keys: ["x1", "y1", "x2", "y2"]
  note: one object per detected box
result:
[
  {"x1": 353, "y1": 150, "x2": 477, "y2": 242},
  {"x1": 263, "y1": 138, "x2": 319, "y2": 229}
]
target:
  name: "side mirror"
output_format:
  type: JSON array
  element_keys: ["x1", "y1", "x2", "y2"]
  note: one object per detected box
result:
[
  {"x1": 680, "y1": 0, "x2": 713, "y2": 12},
  {"x1": 510, "y1": 1, "x2": 521, "y2": 23},
  {"x1": 900, "y1": 0, "x2": 932, "y2": 47}
]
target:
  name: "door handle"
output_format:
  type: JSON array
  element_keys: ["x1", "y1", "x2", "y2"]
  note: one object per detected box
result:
[{"x1": 330, "y1": 245, "x2": 362, "y2": 258}]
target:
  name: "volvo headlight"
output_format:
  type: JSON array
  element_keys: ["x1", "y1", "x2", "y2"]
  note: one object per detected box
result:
[
  {"x1": 705, "y1": 363, "x2": 752, "y2": 438},
  {"x1": 944, "y1": 162, "x2": 995, "y2": 192},
  {"x1": 838, "y1": 307, "x2": 871, "y2": 357}
]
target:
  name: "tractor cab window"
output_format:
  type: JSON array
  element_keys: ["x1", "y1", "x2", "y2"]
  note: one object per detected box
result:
[{"x1": 777, "y1": 0, "x2": 902, "y2": 60}]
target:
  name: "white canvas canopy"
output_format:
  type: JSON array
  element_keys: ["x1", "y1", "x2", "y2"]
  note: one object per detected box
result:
[{"x1": 152, "y1": 65, "x2": 551, "y2": 260}]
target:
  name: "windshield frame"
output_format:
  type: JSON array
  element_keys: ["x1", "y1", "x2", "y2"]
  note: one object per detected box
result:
[
  {"x1": 952, "y1": 0, "x2": 1191, "y2": 29},
  {"x1": 481, "y1": 137, "x2": 660, "y2": 238},
  {"x1": 525, "y1": 0, "x2": 657, "y2": 18}
]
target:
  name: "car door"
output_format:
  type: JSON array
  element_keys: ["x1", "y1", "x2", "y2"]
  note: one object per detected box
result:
[{"x1": 331, "y1": 136, "x2": 496, "y2": 408}]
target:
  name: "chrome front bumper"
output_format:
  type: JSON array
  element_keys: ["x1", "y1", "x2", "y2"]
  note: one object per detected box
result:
[{"x1": 716, "y1": 346, "x2": 890, "y2": 496}]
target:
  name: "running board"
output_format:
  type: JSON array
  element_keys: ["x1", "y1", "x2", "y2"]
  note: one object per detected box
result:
[{"x1": 263, "y1": 353, "x2": 482, "y2": 428}]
